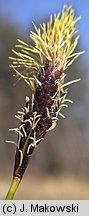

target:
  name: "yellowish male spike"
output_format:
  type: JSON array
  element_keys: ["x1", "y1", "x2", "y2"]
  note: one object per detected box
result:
[{"x1": 9, "y1": 5, "x2": 84, "y2": 88}]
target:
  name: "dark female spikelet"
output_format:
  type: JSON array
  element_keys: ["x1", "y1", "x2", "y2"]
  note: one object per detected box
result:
[{"x1": 8, "y1": 5, "x2": 84, "y2": 183}]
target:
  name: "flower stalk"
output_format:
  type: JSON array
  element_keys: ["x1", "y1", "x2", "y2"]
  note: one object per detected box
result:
[
  {"x1": 5, "y1": 177, "x2": 20, "y2": 200},
  {"x1": 5, "y1": 5, "x2": 84, "y2": 199}
]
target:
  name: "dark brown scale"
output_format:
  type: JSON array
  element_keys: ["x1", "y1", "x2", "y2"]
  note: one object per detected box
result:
[
  {"x1": 36, "y1": 93, "x2": 52, "y2": 110},
  {"x1": 36, "y1": 117, "x2": 52, "y2": 140},
  {"x1": 46, "y1": 97, "x2": 52, "y2": 107},
  {"x1": 38, "y1": 75, "x2": 45, "y2": 83},
  {"x1": 45, "y1": 67, "x2": 52, "y2": 77},
  {"x1": 55, "y1": 70, "x2": 61, "y2": 79},
  {"x1": 49, "y1": 83, "x2": 58, "y2": 97},
  {"x1": 36, "y1": 128, "x2": 46, "y2": 139},
  {"x1": 19, "y1": 136, "x2": 27, "y2": 150},
  {"x1": 41, "y1": 81, "x2": 50, "y2": 94},
  {"x1": 14, "y1": 150, "x2": 32, "y2": 179},
  {"x1": 14, "y1": 148, "x2": 20, "y2": 177},
  {"x1": 24, "y1": 122, "x2": 31, "y2": 134},
  {"x1": 34, "y1": 87, "x2": 42, "y2": 101},
  {"x1": 44, "y1": 59, "x2": 49, "y2": 70},
  {"x1": 24, "y1": 111, "x2": 33, "y2": 121},
  {"x1": 46, "y1": 75, "x2": 55, "y2": 85}
]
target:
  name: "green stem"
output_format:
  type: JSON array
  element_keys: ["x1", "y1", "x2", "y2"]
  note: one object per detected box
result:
[
  {"x1": 5, "y1": 125, "x2": 32, "y2": 200},
  {"x1": 5, "y1": 177, "x2": 21, "y2": 200}
]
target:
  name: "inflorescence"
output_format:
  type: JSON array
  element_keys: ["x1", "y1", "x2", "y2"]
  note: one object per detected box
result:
[{"x1": 7, "y1": 5, "x2": 84, "y2": 180}]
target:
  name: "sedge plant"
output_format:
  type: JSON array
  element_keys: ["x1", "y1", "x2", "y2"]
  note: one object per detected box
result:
[{"x1": 5, "y1": 5, "x2": 84, "y2": 199}]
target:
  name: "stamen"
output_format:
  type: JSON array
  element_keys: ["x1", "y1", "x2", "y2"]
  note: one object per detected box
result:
[{"x1": 61, "y1": 78, "x2": 81, "y2": 89}]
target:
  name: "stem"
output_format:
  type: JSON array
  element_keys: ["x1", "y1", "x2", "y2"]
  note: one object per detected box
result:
[
  {"x1": 5, "y1": 122, "x2": 33, "y2": 200},
  {"x1": 5, "y1": 177, "x2": 21, "y2": 200}
]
